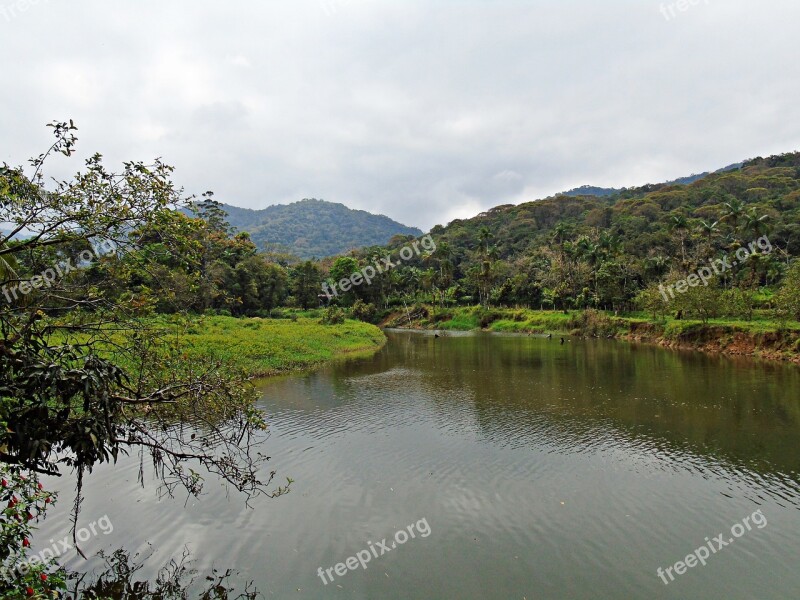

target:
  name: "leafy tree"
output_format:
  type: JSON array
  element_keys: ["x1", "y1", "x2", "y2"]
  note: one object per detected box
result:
[
  {"x1": 774, "y1": 261, "x2": 800, "y2": 322},
  {"x1": 0, "y1": 123, "x2": 287, "y2": 536},
  {"x1": 292, "y1": 261, "x2": 322, "y2": 309}
]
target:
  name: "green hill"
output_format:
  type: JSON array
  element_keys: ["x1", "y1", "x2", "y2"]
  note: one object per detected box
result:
[
  {"x1": 220, "y1": 199, "x2": 422, "y2": 259},
  {"x1": 429, "y1": 153, "x2": 800, "y2": 264},
  {"x1": 334, "y1": 152, "x2": 800, "y2": 319}
]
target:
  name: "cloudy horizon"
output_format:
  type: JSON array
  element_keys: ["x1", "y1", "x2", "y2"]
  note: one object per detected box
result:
[{"x1": 2, "y1": 0, "x2": 799, "y2": 231}]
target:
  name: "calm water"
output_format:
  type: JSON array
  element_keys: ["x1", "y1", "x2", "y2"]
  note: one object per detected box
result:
[{"x1": 42, "y1": 331, "x2": 800, "y2": 599}]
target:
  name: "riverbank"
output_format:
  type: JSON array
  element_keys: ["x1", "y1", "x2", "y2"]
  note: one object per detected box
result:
[
  {"x1": 381, "y1": 306, "x2": 800, "y2": 364},
  {"x1": 98, "y1": 315, "x2": 387, "y2": 378},
  {"x1": 175, "y1": 315, "x2": 387, "y2": 376}
]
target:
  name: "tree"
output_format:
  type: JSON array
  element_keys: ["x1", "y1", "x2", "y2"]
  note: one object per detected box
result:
[
  {"x1": 327, "y1": 256, "x2": 360, "y2": 304},
  {"x1": 670, "y1": 214, "x2": 690, "y2": 266},
  {"x1": 1, "y1": 123, "x2": 287, "y2": 535},
  {"x1": 190, "y1": 191, "x2": 233, "y2": 236},
  {"x1": 721, "y1": 198, "x2": 746, "y2": 237},
  {"x1": 742, "y1": 208, "x2": 770, "y2": 239},
  {"x1": 774, "y1": 261, "x2": 800, "y2": 322},
  {"x1": 292, "y1": 261, "x2": 322, "y2": 309}
]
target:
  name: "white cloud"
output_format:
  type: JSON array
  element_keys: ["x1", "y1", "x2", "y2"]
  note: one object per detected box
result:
[{"x1": 1, "y1": 0, "x2": 799, "y2": 231}]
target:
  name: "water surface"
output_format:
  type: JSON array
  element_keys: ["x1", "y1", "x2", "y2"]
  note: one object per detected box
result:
[{"x1": 43, "y1": 331, "x2": 800, "y2": 599}]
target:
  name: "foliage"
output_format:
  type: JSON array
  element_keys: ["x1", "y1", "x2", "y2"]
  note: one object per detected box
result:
[
  {"x1": 350, "y1": 299, "x2": 377, "y2": 323},
  {"x1": 0, "y1": 123, "x2": 285, "y2": 532},
  {"x1": 218, "y1": 198, "x2": 422, "y2": 259},
  {"x1": 67, "y1": 548, "x2": 259, "y2": 599},
  {"x1": 774, "y1": 261, "x2": 800, "y2": 323},
  {"x1": 320, "y1": 307, "x2": 346, "y2": 326},
  {"x1": 0, "y1": 466, "x2": 66, "y2": 600},
  {"x1": 322, "y1": 152, "x2": 800, "y2": 318}
]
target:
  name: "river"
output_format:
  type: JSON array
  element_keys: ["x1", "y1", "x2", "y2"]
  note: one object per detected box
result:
[{"x1": 40, "y1": 330, "x2": 800, "y2": 599}]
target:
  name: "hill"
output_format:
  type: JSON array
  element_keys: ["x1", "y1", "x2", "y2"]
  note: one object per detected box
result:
[
  {"x1": 558, "y1": 163, "x2": 744, "y2": 199},
  {"x1": 218, "y1": 199, "x2": 422, "y2": 259},
  {"x1": 428, "y1": 153, "x2": 800, "y2": 264},
  {"x1": 330, "y1": 152, "x2": 800, "y2": 319}
]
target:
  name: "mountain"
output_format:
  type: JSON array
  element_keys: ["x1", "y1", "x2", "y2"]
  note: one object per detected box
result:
[
  {"x1": 558, "y1": 163, "x2": 744, "y2": 199},
  {"x1": 425, "y1": 152, "x2": 800, "y2": 264},
  {"x1": 220, "y1": 199, "x2": 422, "y2": 259},
  {"x1": 334, "y1": 151, "x2": 799, "y2": 311},
  {"x1": 561, "y1": 185, "x2": 620, "y2": 198}
]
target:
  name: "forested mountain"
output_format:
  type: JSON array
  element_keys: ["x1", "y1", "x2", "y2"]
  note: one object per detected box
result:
[
  {"x1": 326, "y1": 152, "x2": 800, "y2": 319},
  {"x1": 559, "y1": 163, "x2": 743, "y2": 199},
  {"x1": 561, "y1": 185, "x2": 620, "y2": 198},
  {"x1": 429, "y1": 154, "x2": 799, "y2": 263},
  {"x1": 213, "y1": 198, "x2": 422, "y2": 259}
]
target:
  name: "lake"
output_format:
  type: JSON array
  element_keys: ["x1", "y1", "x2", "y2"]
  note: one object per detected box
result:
[{"x1": 41, "y1": 330, "x2": 800, "y2": 599}]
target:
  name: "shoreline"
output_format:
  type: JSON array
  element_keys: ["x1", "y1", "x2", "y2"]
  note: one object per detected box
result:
[{"x1": 380, "y1": 307, "x2": 800, "y2": 365}]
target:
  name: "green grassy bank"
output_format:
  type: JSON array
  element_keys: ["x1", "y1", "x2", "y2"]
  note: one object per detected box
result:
[
  {"x1": 382, "y1": 306, "x2": 800, "y2": 364},
  {"x1": 78, "y1": 315, "x2": 386, "y2": 378},
  {"x1": 177, "y1": 316, "x2": 386, "y2": 376}
]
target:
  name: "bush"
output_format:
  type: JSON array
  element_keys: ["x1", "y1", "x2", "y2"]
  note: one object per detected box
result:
[
  {"x1": 0, "y1": 466, "x2": 66, "y2": 599},
  {"x1": 472, "y1": 307, "x2": 501, "y2": 328},
  {"x1": 351, "y1": 300, "x2": 377, "y2": 323},
  {"x1": 568, "y1": 309, "x2": 619, "y2": 336},
  {"x1": 774, "y1": 261, "x2": 800, "y2": 323},
  {"x1": 320, "y1": 307, "x2": 346, "y2": 325}
]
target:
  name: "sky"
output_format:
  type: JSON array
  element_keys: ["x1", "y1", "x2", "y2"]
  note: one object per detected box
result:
[{"x1": 2, "y1": 0, "x2": 799, "y2": 231}]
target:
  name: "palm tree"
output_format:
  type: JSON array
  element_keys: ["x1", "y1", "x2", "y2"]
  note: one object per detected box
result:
[
  {"x1": 598, "y1": 231, "x2": 621, "y2": 256},
  {"x1": 644, "y1": 254, "x2": 670, "y2": 279},
  {"x1": 698, "y1": 220, "x2": 718, "y2": 240},
  {"x1": 742, "y1": 209, "x2": 770, "y2": 239},
  {"x1": 477, "y1": 227, "x2": 494, "y2": 255},
  {"x1": 721, "y1": 199, "x2": 746, "y2": 236},
  {"x1": 670, "y1": 214, "x2": 689, "y2": 265},
  {"x1": 698, "y1": 220, "x2": 719, "y2": 258},
  {"x1": 552, "y1": 222, "x2": 570, "y2": 244}
]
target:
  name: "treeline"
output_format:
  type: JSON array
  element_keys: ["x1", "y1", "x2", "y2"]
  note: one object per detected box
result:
[
  {"x1": 320, "y1": 153, "x2": 800, "y2": 323},
  {"x1": 9, "y1": 153, "x2": 800, "y2": 324}
]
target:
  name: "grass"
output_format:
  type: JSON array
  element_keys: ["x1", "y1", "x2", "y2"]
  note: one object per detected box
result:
[
  {"x1": 58, "y1": 315, "x2": 387, "y2": 378},
  {"x1": 171, "y1": 315, "x2": 386, "y2": 376},
  {"x1": 397, "y1": 305, "x2": 800, "y2": 359},
  {"x1": 431, "y1": 307, "x2": 596, "y2": 334}
]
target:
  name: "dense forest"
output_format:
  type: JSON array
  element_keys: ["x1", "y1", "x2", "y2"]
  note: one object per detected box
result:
[
  {"x1": 5, "y1": 150, "x2": 800, "y2": 326},
  {"x1": 318, "y1": 153, "x2": 800, "y2": 323}
]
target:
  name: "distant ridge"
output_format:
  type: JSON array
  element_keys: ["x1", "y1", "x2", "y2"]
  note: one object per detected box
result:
[
  {"x1": 559, "y1": 162, "x2": 743, "y2": 199},
  {"x1": 219, "y1": 198, "x2": 422, "y2": 259}
]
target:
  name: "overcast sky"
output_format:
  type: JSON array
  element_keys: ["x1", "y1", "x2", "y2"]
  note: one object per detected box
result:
[{"x1": 2, "y1": 1, "x2": 799, "y2": 231}]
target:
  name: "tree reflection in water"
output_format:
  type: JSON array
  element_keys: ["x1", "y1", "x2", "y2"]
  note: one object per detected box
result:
[{"x1": 66, "y1": 547, "x2": 259, "y2": 600}]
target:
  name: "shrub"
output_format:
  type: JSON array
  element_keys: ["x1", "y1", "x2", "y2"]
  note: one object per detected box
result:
[
  {"x1": 351, "y1": 300, "x2": 377, "y2": 323},
  {"x1": 320, "y1": 307, "x2": 346, "y2": 325},
  {"x1": 0, "y1": 466, "x2": 66, "y2": 599}
]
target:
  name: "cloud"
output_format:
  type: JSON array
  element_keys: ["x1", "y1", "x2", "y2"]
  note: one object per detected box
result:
[{"x1": 2, "y1": 0, "x2": 799, "y2": 231}]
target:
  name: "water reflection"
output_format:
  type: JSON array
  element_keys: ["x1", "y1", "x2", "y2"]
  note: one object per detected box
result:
[{"x1": 44, "y1": 331, "x2": 800, "y2": 600}]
